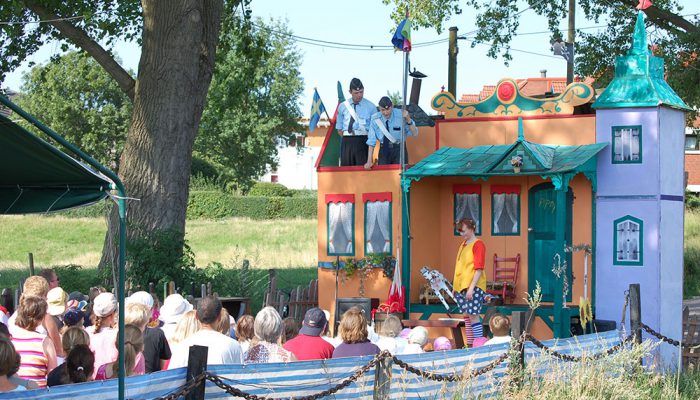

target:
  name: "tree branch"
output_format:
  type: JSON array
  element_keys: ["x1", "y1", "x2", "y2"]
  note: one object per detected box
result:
[
  {"x1": 24, "y1": 2, "x2": 136, "y2": 101},
  {"x1": 618, "y1": 0, "x2": 698, "y2": 33}
]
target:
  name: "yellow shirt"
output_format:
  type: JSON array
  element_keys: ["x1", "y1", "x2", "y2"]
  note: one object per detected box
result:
[{"x1": 453, "y1": 239, "x2": 487, "y2": 292}]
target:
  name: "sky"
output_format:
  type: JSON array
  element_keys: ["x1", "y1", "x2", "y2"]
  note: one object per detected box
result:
[{"x1": 3, "y1": 0, "x2": 700, "y2": 115}]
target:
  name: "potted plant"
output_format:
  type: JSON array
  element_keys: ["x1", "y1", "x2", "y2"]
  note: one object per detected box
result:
[{"x1": 511, "y1": 155, "x2": 523, "y2": 173}]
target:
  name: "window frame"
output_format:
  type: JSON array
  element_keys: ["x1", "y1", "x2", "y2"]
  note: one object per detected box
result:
[
  {"x1": 453, "y1": 184, "x2": 482, "y2": 236},
  {"x1": 613, "y1": 215, "x2": 644, "y2": 266},
  {"x1": 325, "y1": 194, "x2": 355, "y2": 257},
  {"x1": 611, "y1": 125, "x2": 642, "y2": 164},
  {"x1": 491, "y1": 184, "x2": 521, "y2": 236},
  {"x1": 363, "y1": 192, "x2": 393, "y2": 255}
]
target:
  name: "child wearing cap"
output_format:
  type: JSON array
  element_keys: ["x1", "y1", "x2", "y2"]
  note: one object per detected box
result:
[
  {"x1": 86, "y1": 292, "x2": 118, "y2": 378},
  {"x1": 401, "y1": 327, "x2": 428, "y2": 354}
]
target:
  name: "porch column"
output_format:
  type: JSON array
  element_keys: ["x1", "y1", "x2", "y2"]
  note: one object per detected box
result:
[
  {"x1": 401, "y1": 184, "x2": 411, "y2": 316},
  {"x1": 553, "y1": 179, "x2": 569, "y2": 338}
]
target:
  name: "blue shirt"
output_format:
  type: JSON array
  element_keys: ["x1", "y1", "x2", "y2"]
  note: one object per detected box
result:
[
  {"x1": 335, "y1": 98, "x2": 377, "y2": 135},
  {"x1": 367, "y1": 108, "x2": 417, "y2": 147}
]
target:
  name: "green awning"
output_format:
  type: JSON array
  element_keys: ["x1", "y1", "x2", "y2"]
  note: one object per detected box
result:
[{"x1": 0, "y1": 113, "x2": 112, "y2": 214}]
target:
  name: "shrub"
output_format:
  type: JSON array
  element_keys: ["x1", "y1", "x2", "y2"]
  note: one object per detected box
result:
[
  {"x1": 187, "y1": 191, "x2": 316, "y2": 219},
  {"x1": 248, "y1": 182, "x2": 292, "y2": 197},
  {"x1": 687, "y1": 196, "x2": 700, "y2": 211},
  {"x1": 53, "y1": 264, "x2": 108, "y2": 294}
]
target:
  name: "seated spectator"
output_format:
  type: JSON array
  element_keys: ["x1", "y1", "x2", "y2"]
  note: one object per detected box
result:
[
  {"x1": 66, "y1": 291, "x2": 90, "y2": 327},
  {"x1": 87, "y1": 292, "x2": 118, "y2": 378},
  {"x1": 433, "y1": 336, "x2": 453, "y2": 351},
  {"x1": 95, "y1": 324, "x2": 144, "y2": 380},
  {"x1": 484, "y1": 314, "x2": 512, "y2": 346},
  {"x1": 0, "y1": 323, "x2": 37, "y2": 390},
  {"x1": 165, "y1": 310, "x2": 200, "y2": 369},
  {"x1": 332, "y1": 307, "x2": 380, "y2": 358},
  {"x1": 8, "y1": 276, "x2": 64, "y2": 359},
  {"x1": 86, "y1": 286, "x2": 107, "y2": 327},
  {"x1": 47, "y1": 287, "x2": 68, "y2": 332},
  {"x1": 126, "y1": 297, "x2": 171, "y2": 373},
  {"x1": 214, "y1": 308, "x2": 232, "y2": 336},
  {"x1": 168, "y1": 296, "x2": 242, "y2": 369},
  {"x1": 234, "y1": 315, "x2": 254, "y2": 354},
  {"x1": 0, "y1": 305, "x2": 9, "y2": 327},
  {"x1": 159, "y1": 294, "x2": 193, "y2": 342},
  {"x1": 62, "y1": 308, "x2": 87, "y2": 332},
  {"x1": 47, "y1": 326, "x2": 90, "y2": 387},
  {"x1": 39, "y1": 268, "x2": 59, "y2": 290},
  {"x1": 284, "y1": 308, "x2": 335, "y2": 360},
  {"x1": 0, "y1": 338, "x2": 24, "y2": 393},
  {"x1": 375, "y1": 315, "x2": 406, "y2": 354},
  {"x1": 63, "y1": 345, "x2": 94, "y2": 385},
  {"x1": 244, "y1": 307, "x2": 296, "y2": 364},
  {"x1": 401, "y1": 327, "x2": 428, "y2": 354},
  {"x1": 320, "y1": 310, "x2": 341, "y2": 348},
  {"x1": 11, "y1": 295, "x2": 57, "y2": 388},
  {"x1": 283, "y1": 317, "x2": 299, "y2": 343}
]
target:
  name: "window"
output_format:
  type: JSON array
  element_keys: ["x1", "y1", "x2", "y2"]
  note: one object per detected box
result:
[
  {"x1": 686, "y1": 134, "x2": 699, "y2": 151},
  {"x1": 363, "y1": 193, "x2": 392, "y2": 254},
  {"x1": 612, "y1": 126, "x2": 641, "y2": 163},
  {"x1": 453, "y1": 185, "x2": 481, "y2": 235},
  {"x1": 326, "y1": 194, "x2": 355, "y2": 256},
  {"x1": 613, "y1": 215, "x2": 643, "y2": 266},
  {"x1": 491, "y1": 185, "x2": 520, "y2": 235}
]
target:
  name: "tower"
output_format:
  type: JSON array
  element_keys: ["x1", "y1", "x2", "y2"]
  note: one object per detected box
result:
[{"x1": 592, "y1": 11, "x2": 691, "y2": 365}]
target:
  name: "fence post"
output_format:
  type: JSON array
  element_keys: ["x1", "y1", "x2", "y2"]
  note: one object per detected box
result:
[
  {"x1": 373, "y1": 355, "x2": 392, "y2": 400},
  {"x1": 629, "y1": 283, "x2": 642, "y2": 345},
  {"x1": 28, "y1": 253, "x2": 34, "y2": 276},
  {"x1": 185, "y1": 345, "x2": 208, "y2": 400},
  {"x1": 511, "y1": 311, "x2": 526, "y2": 372},
  {"x1": 201, "y1": 284, "x2": 207, "y2": 298}
]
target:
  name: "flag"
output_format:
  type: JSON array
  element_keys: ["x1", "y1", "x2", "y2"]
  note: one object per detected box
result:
[
  {"x1": 636, "y1": 0, "x2": 652, "y2": 10},
  {"x1": 391, "y1": 17, "x2": 412, "y2": 52},
  {"x1": 308, "y1": 88, "x2": 326, "y2": 132}
]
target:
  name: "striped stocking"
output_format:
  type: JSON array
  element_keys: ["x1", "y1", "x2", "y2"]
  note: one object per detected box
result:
[
  {"x1": 463, "y1": 315, "x2": 474, "y2": 347},
  {"x1": 472, "y1": 321, "x2": 484, "y2": 339}
]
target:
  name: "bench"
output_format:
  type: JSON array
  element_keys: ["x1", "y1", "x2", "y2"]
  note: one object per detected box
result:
[{"x1": 402, "y1": 319, "x2": 465, "y2": 348}]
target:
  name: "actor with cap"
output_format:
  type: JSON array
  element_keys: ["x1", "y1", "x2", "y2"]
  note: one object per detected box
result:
[
  {"x1": 283, "y1": 308, "x2": 335, "y2": 360},
  {"x1": 364, "y1": 96, "x2": 417, "y2": 170},
  {"x1": 336, "y1": 78, "x2": 377, "y2": 166}
]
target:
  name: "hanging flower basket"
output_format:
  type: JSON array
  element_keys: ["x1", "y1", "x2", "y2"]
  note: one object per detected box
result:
[
  {"x1": 511, "y1": 155, "x2": 523, "y2": 173},
  {"x1": 513, "y1": 166, "x2": 521, "y2": 173}
]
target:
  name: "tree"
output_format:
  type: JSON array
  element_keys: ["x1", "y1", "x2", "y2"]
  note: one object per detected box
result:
[
  {"x1": 14, "y1": 51, "x2": 132, "y2": 171},
  {"x1": 383, "y1": 0, "x2": 700, "y2": 110},
  {"x1": 195, "y1": 17, "x2": 304, "y2": 192},
  {"x1": 0, "y1": 1, "x2": 230, "y2": 272}
]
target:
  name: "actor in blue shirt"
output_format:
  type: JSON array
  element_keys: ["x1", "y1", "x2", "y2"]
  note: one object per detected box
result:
[
  {"x1": 335, "y1": 78, "x2": 377, "y2": 166},
  {"x1": 364, "y1": 96, "x2": 418, "y2": 170}
]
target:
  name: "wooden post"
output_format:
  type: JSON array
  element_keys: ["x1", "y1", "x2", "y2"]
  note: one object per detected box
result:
[
  {"x1": 629, "y1": 283, "x2": 642, "y2": 345},
  {"x1": 28, "y1": 253, "x2": 34, "y2": 276},
  {"x1": 206, "y1": 282, "x2": 212, "y2": 298},
  {"x1": 14, "y1": 288, "x2": 20, "y2": 311},
  {"x1": 373, "y1": 356, "x2": 392, "y2": 400},
  {"x1": 148, "y1": 282, "x2": 155, "y2": 295},
  {"x1": 511, "y1": 311, "x2": 526, "y2": 372},
  {"x1": 185, "y1": 345, "x2": 208, "y2": 400},
  {"x1": 168, "y1": 281, "x2": 176, "y2": 296},
  {"x1": 190, "y1": 282, "x2": 195, "y2": 298},
  {"x1": 201, "y1": 284, "x2": 207, "y2": 298}
]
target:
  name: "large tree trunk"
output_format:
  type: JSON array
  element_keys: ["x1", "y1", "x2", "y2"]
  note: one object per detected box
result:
[{"x1": 98, "y1": 0, "x2": 223, "y2": 274}]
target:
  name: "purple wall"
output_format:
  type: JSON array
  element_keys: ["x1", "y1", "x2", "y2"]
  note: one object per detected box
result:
[{"x1": 595, "y1": 107, "x2": 684, "y2": 366}]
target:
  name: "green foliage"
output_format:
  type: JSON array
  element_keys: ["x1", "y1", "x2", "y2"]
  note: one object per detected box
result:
[
  {"x1": 248, "y1": 182, "x2": 292, "y2": 197},
  {"x1": 14, "y1": 51, "x2": 133, "y2": 171},
  {"x1": 187, "y1": 191, "x2": 316, "y2": 219},
  {"x1": 53, "y1": 264, "x2": 108, "y2": 294},
  {"x1": 126, "y1": 227, "x2": 197, "y2": 290},
  {"x1": 196, "y1": 16, "x2": 304, "y2": 191},
  {"x1": 687, "y1": 193, "x2": 700, "y2": 210}
]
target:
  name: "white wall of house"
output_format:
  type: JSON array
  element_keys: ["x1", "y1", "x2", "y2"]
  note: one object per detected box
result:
[{"x1": 260, "y1": 143, "x2": 320, "y2": 189}]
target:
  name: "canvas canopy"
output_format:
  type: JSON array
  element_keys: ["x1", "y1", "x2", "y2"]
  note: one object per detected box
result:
[{"x1": 0, "y1": 113, "x2": 111, "y2": 214}]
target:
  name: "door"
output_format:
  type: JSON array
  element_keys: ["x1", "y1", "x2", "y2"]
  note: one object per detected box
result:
[{"x1": 528, "y1": 183, "x2": 573, "y2": 302}]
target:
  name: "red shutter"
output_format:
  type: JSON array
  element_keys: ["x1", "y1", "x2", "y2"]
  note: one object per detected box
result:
[
  {"x1": 362, "y1": 192, "x2": 392, "y2": 203},
  {"x1": 453, "y1": 184, "x2": 481, "y2": 195},
  {"x1": 325, "y1": 194, "x2": 355, "y2": 204},
  {"x1": 490, "y1": 184, "x2": 521, "y2": 195}
]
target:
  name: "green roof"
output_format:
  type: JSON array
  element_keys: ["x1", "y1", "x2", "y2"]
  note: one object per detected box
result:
[
  {"x1": 404, "y1": 120, "x2": 607, "y2": 188},
  {"x1": 592, "y1": 12, "x2": 691, "y2": 111},
  {"x1": 0, "y1": 112, "x2": 112, "y2": 214}
]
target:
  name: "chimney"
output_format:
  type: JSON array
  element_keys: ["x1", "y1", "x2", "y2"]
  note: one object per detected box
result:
[
  {"x1": 540, "y1": 69, "x2": 547, "y2": 78},
  {"x1": 409, "y1": 69, "x2": 427, "y2": 106},
  {"x1": 448, "y1": 27, "x2": 459, "y2": 97}
]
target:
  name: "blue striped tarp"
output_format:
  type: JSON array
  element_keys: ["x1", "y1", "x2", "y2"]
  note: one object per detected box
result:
[{"x1": 0, "y1": 330, "x2": 623, "y2": 399}]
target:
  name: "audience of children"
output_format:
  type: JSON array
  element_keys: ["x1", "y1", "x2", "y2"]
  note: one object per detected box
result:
[
  {"x1": 94, "y1": 324, "x2": 144, "y2": 380},
  {"x1": 46, "y1": 326, "x2": 90, "y2": 387},
  {"x1": 127, "y1": 293, "x2": 171, "y2": 373}
]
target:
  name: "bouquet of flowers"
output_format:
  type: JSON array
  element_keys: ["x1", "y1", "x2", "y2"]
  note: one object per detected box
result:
[{"x1": 510, "y1": 155, "x2": 523, "y2": 167}]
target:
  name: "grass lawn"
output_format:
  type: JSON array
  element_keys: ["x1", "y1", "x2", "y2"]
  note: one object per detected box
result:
[{"x1": 0, "y1": 215, "x2": 317, "y2": 268}]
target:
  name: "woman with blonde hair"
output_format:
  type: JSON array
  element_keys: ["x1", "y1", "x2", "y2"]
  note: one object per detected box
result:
[
  {"x1": 95, "y1": 324, "x2": 144, "y2": 380},
  {"x1": 163, "y1": 310, "x2": 200, "y2": 370},
  {"x1": 11, "y1": 295, "x2": 57, "y2": 388},
  {"x1": 332, "y1": 307, "x2": 380, "y2": 358}
]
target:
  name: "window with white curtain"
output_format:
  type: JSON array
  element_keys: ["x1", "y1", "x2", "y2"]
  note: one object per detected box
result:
[
  {"x1": 328, "y1": 202, "x2": 354, "y2": 256},
  {"x1": 454, "y1": 192, "x2": 481, "y2": 235},
  {"x1": 492, "y1": 192, "x2": 519, "y2": 235},
  {"x1": 612, "y1": 126, "x2": 641, "y2": 163},
  {"x1": 365, "y1": 200, "x2": 391, "y2": 254},
  {"x1": 614, "y1": 216, "x2": 643, "y2": 266}
]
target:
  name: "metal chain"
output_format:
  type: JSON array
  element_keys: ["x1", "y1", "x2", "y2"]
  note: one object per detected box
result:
[
  {"x1": 204, "y1": 351, "x2": 387, "y2": 400},
  {"x1": 526, "y1": 333, "x2": 635, "y2": 362},
  {"x1": 152, "y1": 372, "x2": 207, "y2": 400},
  {"x1": 639, "y1": 323, "x2": 700, "y2": 349},
  {"x1": 392, "y1": 351, "x2": 510, "y2": 382}
]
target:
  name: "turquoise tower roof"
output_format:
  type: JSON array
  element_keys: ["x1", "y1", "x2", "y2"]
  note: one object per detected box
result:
[{"x1": 592, "y1": 12, "x2": 691, "y2": 111}]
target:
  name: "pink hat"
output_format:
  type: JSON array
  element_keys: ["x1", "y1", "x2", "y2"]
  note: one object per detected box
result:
[
  {"x1": 433, "y1": 336, "x2": 452, "y2": 351},
  {"x1": 472, "y1": 337, "x2": 488, "y2": 348}
]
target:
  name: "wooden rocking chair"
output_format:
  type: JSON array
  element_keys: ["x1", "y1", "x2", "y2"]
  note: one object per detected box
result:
[{"x1": 486, "y1": 253, "x2": 520, "y2": 304}]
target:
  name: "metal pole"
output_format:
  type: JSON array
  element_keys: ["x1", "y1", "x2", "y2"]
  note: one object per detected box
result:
[
  {"x1": 567, "y1": 0, "x2": 575, "y2": 84},
  {"x1": 448, "y1": 27, "x2": 458, "y2": 96}
]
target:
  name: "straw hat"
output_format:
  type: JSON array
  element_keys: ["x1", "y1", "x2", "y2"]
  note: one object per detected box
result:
[{"x1": 47, "y1": 287, "x2": 67, "y2": 316}]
